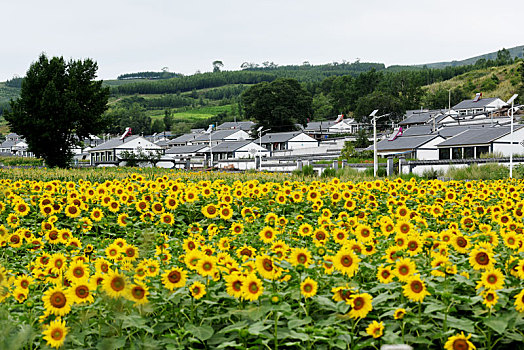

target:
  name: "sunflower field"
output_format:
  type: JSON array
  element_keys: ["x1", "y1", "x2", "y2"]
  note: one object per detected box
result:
[{"x1": 0, "y1": 169, "x2": 524, "y2": 350}]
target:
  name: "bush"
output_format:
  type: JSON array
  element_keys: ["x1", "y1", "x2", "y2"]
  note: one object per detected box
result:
[
  {"x1": 321, "y1": 167, "x2": 337, "y2": 178},
  {"x1": 421, "y1": 167, "x2": 444, "y2": 180},
  {"x1": 292, "y1": 165, "x2": 316, "y2": 177}
]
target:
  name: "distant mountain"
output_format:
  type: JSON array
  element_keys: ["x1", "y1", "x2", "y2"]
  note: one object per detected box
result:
[{"x1": 414, "y1": 45, "x2": 524, "y2": 69}]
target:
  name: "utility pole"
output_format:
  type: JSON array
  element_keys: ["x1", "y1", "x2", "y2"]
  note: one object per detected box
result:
[
  {"x1": 370, "y1": 109, "x2": 379, "y2": 177},
  {"x1": 508, "y1": 94, "x2": 518, "y2": 178}
]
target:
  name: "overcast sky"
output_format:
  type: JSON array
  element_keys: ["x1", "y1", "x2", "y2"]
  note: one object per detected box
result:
[{"x1": 2, "y1": 0, "x2": 523, "y2": 81}]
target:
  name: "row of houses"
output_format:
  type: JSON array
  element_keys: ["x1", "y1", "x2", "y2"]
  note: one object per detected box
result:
[{"x1": 373, "y1": 96, "x2": 523, "y2": 161}]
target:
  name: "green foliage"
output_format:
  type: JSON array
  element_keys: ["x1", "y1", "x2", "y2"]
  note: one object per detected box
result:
[
  {"x1": 321, "y1": 167, "x2": 337, "y2": 177},
  {"x1": 446, "y1": 163, "x2": 510, "y2": 180},
  {"x1": 424, "y1": 87, "x2": 468, "y2": 110},
  {"x1": 117, "y1": 71, "x2": 182, "y2": 80},
  {"x1": 421, "y1": 167, "x2": 444, "y2": 180},
  {"x1": 4, "y1": 54, "x2": 109, "y2": 168},
  {"x1": 241, "y1": 78, "x2": 312, "y2": 132},
  {"x1": 292, "y1": 164, "x2": 315, "y2": 177},
  {"x1": 151, "y1": 118, "x2": 165, "y2": 134},
  {"x1": 104, "y1": 104, "x2": 151, "y2": 135},
  {"x1": 0, "y1": 156, "x2": 43, "y2": 166},
  {"x1": 355, "y1": 129, "x2": 371, "y2": 149}
]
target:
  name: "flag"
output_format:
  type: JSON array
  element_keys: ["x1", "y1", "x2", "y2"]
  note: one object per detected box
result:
[
  {"x1": 473, "y1": 92, "x2": 482, "y2": 102},
  {"x1": 120, "y1": 127, "x2": 132, "y2": 140},
  {"x1": 335, "y1": 114, "x2": 344, "y2": 123},
  {"x1": 204, "y1": 124, "x2": 214, "y2": 134}
]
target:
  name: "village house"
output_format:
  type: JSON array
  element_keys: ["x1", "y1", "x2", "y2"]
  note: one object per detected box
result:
[
  {"x1": 89, "y1": 135, "x2": 163, "y2": 166},
  {"x1": 254, "y1": 131, "x2": 319, "y2": 154},
  {"x1": 191, "y1": 129, "x2": 252, "y2": 146},
  {"x1": 452, "y1": 97, "x2": 506, "y2": 116}
]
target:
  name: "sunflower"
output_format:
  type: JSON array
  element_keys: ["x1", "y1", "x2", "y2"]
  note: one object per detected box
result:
[
  {"x1": 289, "y1": 247, "x2": 312, "y2": 268},
  {"x1": 331, "y1": 285, "x2": 355, "y2": 303},
  {"x1": 354, "y1": 224, "x2": 374, "y2": 243},
  {"x1": 117, "y1": 213, "x2": 129, "y2": 227},
  {"x1": 50, "y1": 253, "x2": 68, "y2": 273},
  {"x1": 444, "y1": 332, "x2": 476, "y2": 350},
  {"x1": 64, "y1": 204, "x2": 81, "y2": 219},
  {"x1": 242, "y1": 274, "x2": 264, "y2": 301},
  {"x1": 43, "y1": 285, "x2": 72, "y2": 316},
  {"x1": 481, "y1": 290, "x2": 498, "y2": 309},
  {"x1": 300, "y1": 277, "x2": 318, "y2": 299},
  {"x1": 219, "y1": 206, "x2": 234, "y2": 220},
  {"x1": 196, "y1": 256, "x2": 217, "y2": 277},
  {"x1": 514, "y1": 289, "x2": 524, "y2": 312},
  {"x1": 13, "y1": 201, "x2": 30, "y2": 217},
  {"x1": 402, "y1": 276, "x2": 430, "y2": 302},
  {"x1": 259, "y1": 226, "x2": 277, "y2": 244},
  {"x1": 348, "y1": 293, "x2": 373, "y2": 319},
  {"x1": 122, "y1": 244, "x2": 139, "y2": 263},
  {"x1": 478, "y1": 268, "x2": 505, "y2": 291},
  {"x1": 298, "y1": 223, "x2": 313, "y2": 237},
  {"x1": 65, "y1": 261, "x2": 90, "y2": 282},
  {"x1": 128, "y1": 283, "x2": 149, "y2": 305},
  {"x1": 105, "y1": 243, "x2": 122, "y2": 262},
  {"x1": 158, "y1": 212, "x2": 174, "y2": 226},
  {"x1": 70, "y1": 280, "x2": 95, "y2": 304},
  {"x1": 189, "y1": 281, "x2": 206, "y2": 300},
  {"x1": 256, "y1": 254, "x2": 282, "y2": 280},
  {"x1": 377, "y1": 265, "x2": 394, "y2": 284},
  {"x1": 90, "y1": 208, "x2": 104, "y2": 222},
  {"x1": 224, "y1": 272, "x2": 245, "y2": 298},
  {"x1": 366, "y1": 320, "x2": 384, "y2": 338},
  {"x1": 395, "y1": 257, "x2": 418, "y2": 282},
  {"x1": 469, "y1": 247, "x2": 494, "y2": 271},
  {"x1": 451, "y1": 235, "x2": 470, "y2": 254},
  {"x1": 102, "y1": 270, "x2": 128, "y2": 298},
  {"x1": 202, "y1": 203, "x2": 219, "y2": 219},
  {"x1": 393, "y1": 308, "x2": 406, "y2": 320},
  {"x1": 333, "y1": 248, "x2": 360, "y2": 277},
  {"x1": 43, "y1": 318, "x2": 68, "y2": 349}
]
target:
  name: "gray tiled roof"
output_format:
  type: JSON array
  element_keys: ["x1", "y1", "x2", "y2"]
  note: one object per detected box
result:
[
  {"x1": 193, "y1": 129, "x2": 248, "y2": 142},
  {"x1": 372, "y1": 135, "x2": 440, "y2": 151},
  {"x1": 216, "y1": 121, "x2": 255, "y2": 131},
  {"x1": 399, "y1": 111, "x2": 441, "y2": 126},
  {"x1": 210, "y1": 141, "x2": 253, "y2": 152},
  {"x1": 305, "y1": 121, "x2": 338, "y2": 131},
  {"x1": 90, "y1": 135, "x2": 151, "y2": 151},
  {"x1": 401, "y1": 125, "x2": 434, "y2": 136},
  {"x1": 0, "y1": 140, "x2": 17, "y2": 148},
  {"x1": 452, "y1": 98, "x2": 499, "y2": 110},
  {"x1": 254, "y1": 132, "x2": 303, "y2": 144},
  {"x1": 166, "y1": 144, "x2": 207, "y2": 154},
  {"x1": 437, "y1": 125, "x2": 523, "y2": 147},
  {"x1": 168, "y1": 133, "x2": 200, "y2": 144},
  {"x1": 436, "y1": 125, "x2": 482, "y2": 138}
]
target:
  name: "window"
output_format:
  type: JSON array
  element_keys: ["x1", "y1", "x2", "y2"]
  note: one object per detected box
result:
[
  {"x1": 452, "y1": 147, "x2": 462, "y2": 159},
  {"x1": 463, "y1": 147, "x2": 474, "y2": 159},
  {"x1": 476, "y1": 146, "x2": 490, "y2": 158},
  {"x1": 439, "y1": 148, "x2": 450, "y2": 160}
]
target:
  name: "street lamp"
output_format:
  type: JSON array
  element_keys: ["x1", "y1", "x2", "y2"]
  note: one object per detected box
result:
[
  {"x1": 508, "y1": 94, "x2": 519, "y2": 178},
  {"x1": 257, "y1": 126, "x2": 270, "y2": 171},
  {"x1": 370, "y1": 109, "x2": 379, "y2": 176}
]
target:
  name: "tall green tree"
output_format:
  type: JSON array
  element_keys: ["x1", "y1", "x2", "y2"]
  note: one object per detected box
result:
[
  {"x1": 241, "y1": 78, "x2": 312, "y2": 132},
  {"x1": 4, "y1": 54, "x2": 109, "y2": 167},
  {"x1": 163, "y1": 109, "x2": 174, "y2": 132}
]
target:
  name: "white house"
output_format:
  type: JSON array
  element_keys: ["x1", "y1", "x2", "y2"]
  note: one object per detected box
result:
[
  {"x1": 89, "y1": 135, "x2": 163, "y2": 166},
  {"x1": 452, "y1": 97, "x2": 506, "y2": 116},
  {"x1": 436, "y1": 125, "x2": 523, "y2": 160},
  {"x1": 201, "y1": 140, "x2": 270, "y2": 162},
  {"x1": 370, "y1": 134, "x2": 446, "y2": 160},
  {"x1": 192, "y1": 129, "x2": 252, "y2": 146},
  {"x1": 254, "y1": 132, "x2": 319, "y2": 153}
]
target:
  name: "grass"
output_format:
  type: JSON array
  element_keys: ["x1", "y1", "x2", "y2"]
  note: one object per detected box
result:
[{"x1": 445, "y1": 163, "x2": 510, "y2": 180}]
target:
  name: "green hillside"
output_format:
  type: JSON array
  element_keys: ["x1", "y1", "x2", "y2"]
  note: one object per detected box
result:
[
  {"x1": 422, "y1": 61, "x2": 524, "y2": 106},
  {"x1": 417, "y1": 45, "x2": 524, "y2": 69}
]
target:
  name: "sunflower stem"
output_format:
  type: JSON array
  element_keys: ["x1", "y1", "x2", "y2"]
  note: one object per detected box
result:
[{"x1": 274, "y1": 310, "x2": 279, "y2": 350}]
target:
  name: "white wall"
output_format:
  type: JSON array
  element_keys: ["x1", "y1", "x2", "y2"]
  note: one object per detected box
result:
[{"x1": 415, "y1": 136, "x2": 445, "y2": 160}]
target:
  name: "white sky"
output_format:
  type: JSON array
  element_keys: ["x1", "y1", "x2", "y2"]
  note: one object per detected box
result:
[{"x1": 2, "y1": 0, "x2": 523, "y2": 81}]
